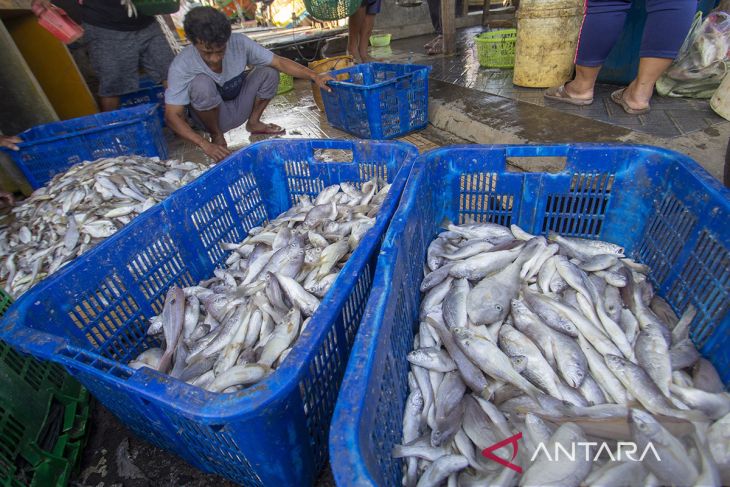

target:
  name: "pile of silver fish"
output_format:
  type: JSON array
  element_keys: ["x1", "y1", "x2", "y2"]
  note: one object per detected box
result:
[
  {"x1": 396, "y1": 221, "x2": 729, "y2": 487},
  {"x1": 130, "y1": 179, "x2": 390, "y2": 393},
  {"x1": 0, "y1": 156, "x2": 209, "y2": 297}
]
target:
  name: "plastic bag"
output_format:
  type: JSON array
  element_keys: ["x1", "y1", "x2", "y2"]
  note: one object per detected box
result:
[{"x1": 657, "y1": 12, "x2": 730, "y2": 98}]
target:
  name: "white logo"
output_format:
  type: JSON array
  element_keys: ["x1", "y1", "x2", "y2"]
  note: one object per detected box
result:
[{"x1": 530, "y1": 441, "x2": 661, "y2": 463}]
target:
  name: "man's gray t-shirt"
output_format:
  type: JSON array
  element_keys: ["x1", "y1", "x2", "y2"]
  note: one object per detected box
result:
[{"x1": 165, "y1": 33, "x2": 274, "y2": 105}]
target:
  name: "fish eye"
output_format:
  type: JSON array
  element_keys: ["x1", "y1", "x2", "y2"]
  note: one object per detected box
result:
[{"x1": 495, "y1": 304, "x2": 503, "y2": 311}]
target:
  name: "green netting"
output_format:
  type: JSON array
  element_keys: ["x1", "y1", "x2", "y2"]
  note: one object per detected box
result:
[{"x1": 304, "y1": 0, "x2": 360, "y2": 21}]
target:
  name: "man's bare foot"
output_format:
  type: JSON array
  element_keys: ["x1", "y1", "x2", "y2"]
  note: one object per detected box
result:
[
  {"x1": 211, "y1": 133, "x2": 228, "y2": 149},
  {"x1": 245, "y1": 121, "x2": 285, "y2": 135}
]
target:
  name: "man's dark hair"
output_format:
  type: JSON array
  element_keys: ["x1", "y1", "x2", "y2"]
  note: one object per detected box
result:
[{"x1": 184, "y1": 6, "x2": 232, "y2": 46}]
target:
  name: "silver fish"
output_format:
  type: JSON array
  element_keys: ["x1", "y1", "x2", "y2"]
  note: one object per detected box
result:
[
  {"x1": 629, "y1": 408, "x2": 699, "y2": 486},
  {"x1": 157, "y1": 287, "x2": 185, "y2": 374}
]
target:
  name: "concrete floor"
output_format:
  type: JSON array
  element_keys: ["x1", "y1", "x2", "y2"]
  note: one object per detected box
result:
[
  {"x1": 71, "y1": 27, "x2": 728, "y2": 487},
  {"x1": 371, "y1": 27, "x2": 729, "y2": 182}
]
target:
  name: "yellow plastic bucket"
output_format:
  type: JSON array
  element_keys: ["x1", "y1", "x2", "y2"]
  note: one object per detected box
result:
[
  {"x1": 308, "y1": 55, "x2": 355, "y2": 111},
  {"x1": 513, "y1": 0, "x2": 583, "y2": 88}
]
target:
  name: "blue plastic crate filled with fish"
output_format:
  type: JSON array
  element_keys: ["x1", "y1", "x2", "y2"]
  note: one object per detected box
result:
[
  {"x1": 0, "y1": 103, "x2": 167, "y2": 189},
  {"x1": 330, "y1": 144, "x2": 730, "y2": 487},
  {"x1": 0, "y1": 138, "x2": 418, "y2": 486},
  {"x1": 321, "y1": 63, "x2": 432, "y2": 139}
]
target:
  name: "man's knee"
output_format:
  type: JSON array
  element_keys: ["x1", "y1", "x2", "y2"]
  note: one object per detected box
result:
[
  {"x1": 250, "y1": 66, "x2": 279, "y2": 99},
  {"x1": 189, "y1": 74, "x2": 221, "y2": 111}
]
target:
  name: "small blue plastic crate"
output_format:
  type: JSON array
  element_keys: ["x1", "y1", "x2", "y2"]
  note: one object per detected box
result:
[
  {"x1": 321, "y1": 63, "x2": 432, "y2": 139},
  {"x1": 0, "y1": 103, "x2": 167, "y2": 189},
  {"x1": 0, "y1": 139, "x2": 418, "y2": 487},
  {"x1": 329, "y1": 144, "x2": 730, "y2": 486},
  {"x1": 119, "y1": 78, "x2": 166, "y2": 125}
]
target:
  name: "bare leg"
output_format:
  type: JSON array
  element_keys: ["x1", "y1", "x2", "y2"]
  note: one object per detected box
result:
[
  {"x1": 621, "y1": 57, "x2": 673, "y2": 109},
  {"x1": 358, "y1": 13, "x2": 378, "y2": 62},
  {"x1": 191, "y1": 105, "x2": 227, "y2": 147},
  {"x1": 564, "y1": 65, "x2": 601, "y2": 100},
  {"x1": 348, "y1": 7, "x2": 365, "y2": 62},
  {"x1": 99, "y1": 95, "x2": 120, "y2": 112},
  {"x1": 245, "y1": 97, "x2": 282, "y2": 133}
]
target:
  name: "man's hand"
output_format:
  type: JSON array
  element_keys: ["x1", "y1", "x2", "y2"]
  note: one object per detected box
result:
[
  {"x1": 314, "y1": 73, "x2": 336, "y2": 93},
  {"x1": 30, "y1": 0, "x2": 52, "y2": 14},
  {"x1": 0, "y1": 136, "x2": 22, "y2": 151},
  {"x1": 200, "y1": 139, "x2": 230, "y2": 162}
]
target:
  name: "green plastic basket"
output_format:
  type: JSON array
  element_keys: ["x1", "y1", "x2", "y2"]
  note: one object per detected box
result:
[
  {"x1": 475, "y1": 29, "x2": 517, "y2": 68},
  {"x1": 277, "y1": 72, "x2": 294, "y2": 95},
  {"x1": 132, "y1": 0, "x2": 180, "y2": 16},
  {"x1": 303, "y1": 0, "x2": 360, "y2": 21},
  {"x1": 0, "y1": 290, "x2": 90, "y2": 487}
]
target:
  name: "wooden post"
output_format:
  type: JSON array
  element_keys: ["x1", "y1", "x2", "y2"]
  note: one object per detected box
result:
[
  {"x1": 441, "y1": 0, "x2": 455, "y2": 54},
  {"x1": 461, "y1": 0, "x2": 469, "y2": 17},
  {"x1": 481, "y1": 0, "x2": 490, "y2": 26}
]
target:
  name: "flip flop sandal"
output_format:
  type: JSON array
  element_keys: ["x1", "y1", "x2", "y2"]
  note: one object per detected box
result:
[
  {"x1": 426, "y1": 38, "x2": 443, "y2": 55},
  {"x1": 610, "y1": 88, "x2": 650, "y2": 115},
  {"x1": 424, "y1": 35, "x2": 442, "y2": 50},
  {"x1": 543, "y1": 84, "x2": 593, "y2": 106}
]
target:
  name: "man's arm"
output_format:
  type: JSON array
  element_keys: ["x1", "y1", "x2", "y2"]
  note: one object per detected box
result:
[
  {"x1": 269, "y1": 55, "x2": 334, "y2": 92},
  {"x1": 165, "y1": 104, "x2": 230, "y2": 162}
]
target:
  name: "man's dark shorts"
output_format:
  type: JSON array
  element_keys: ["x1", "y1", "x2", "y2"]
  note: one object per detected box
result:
[
  {"x1": 362, "y1": 0, "x2": 382, "y2": 14},
  {"x1": 84, "y1": 22, "x2": 175, "y2": 97}
]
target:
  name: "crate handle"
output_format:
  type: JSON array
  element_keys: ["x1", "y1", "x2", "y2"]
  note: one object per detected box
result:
[
  {"x1": 313, "y1": 148, "x2": 354, "y2": 164},
  {"x1": 504, "y1": 145, "x2": 570, "y2": 173},
  {"x1": 57, "y1": 345, "x2": 135, "y2": 381}
]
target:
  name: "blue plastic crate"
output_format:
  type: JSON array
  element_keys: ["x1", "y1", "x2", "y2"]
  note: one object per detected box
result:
[
  {"x1": 0, "y1": 138, "x2": 418, "y2": 486},
  {"x1": 0, "y1": 103, "x2": 167, "y2": 189},
  {"x1": 119, "y1": 78, "x2": 166, "y2": 125},
  {"x1": 329, "y1": 144, "x2": 730, "y2": 486},
  {"x1": 321, "y1": 63, "x2": 432, "y2": 139}
]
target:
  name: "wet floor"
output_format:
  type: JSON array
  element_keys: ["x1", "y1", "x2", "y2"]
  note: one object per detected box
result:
[{"x1": 369, "y1": 26, "x2": 728, "y2": 139}]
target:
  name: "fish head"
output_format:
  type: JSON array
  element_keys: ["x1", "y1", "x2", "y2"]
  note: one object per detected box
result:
[
  {"x1": 479, "y1": 300, "x2": 508, "y2": 324},
  {"x1": 604, "y1": 354, "x2": 628, "y2": 375},
  {"x1": 559, "y1": 320, "x2": 579, "y2": 336},
  {"x1": 629, "y1": 408, "x2": 662, "y2": 441}
]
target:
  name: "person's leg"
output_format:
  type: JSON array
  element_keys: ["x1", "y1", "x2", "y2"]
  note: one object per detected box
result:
[
  {"x1": 358, "y1": 13, "x2": 377, "y2": 61},
  {"x1": 218, "y1": 66, "x2": 281, "y2": 134},
  {"x1": 619, "y1": 0, "x2": 695, "y2": 109},
  {"x1": 139, "y1": 22, "x2": 175, "y2": 86},
  {"x1": 358, "y1": 0, "x2": 381, "y2": 62},
  {"x1": 188, "y1": 74, "x2": 227, "y2": 146},
  {"x1": 84, "y1": 24, "x2": 139, "y2": 111},
  {"x1": 348, "y1": 6, "x2": 366, "y2": 61},
  {"x1": 99, "y1": 96, "x2": 121, "y2": 111},
  {"x1": 561, "y1": 0, "x2": 632, "y2": 99},
  {"x1": 426, "y1": 0, "x2": 442, "y2": 35}
]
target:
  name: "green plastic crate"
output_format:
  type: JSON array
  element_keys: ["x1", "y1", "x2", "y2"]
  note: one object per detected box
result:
[
  {"x1": 475, "y1": 29, "x2": 517, "y2": 68},
  {"x1": 132, "y1": 0, "x2": 180, "y2": 16},
  {"x1": 277, "y1": 72, "x2": 294, "y2": 95},
  {"x1": 0, "y1": 290, "x2": 90, "y2": 487}
]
